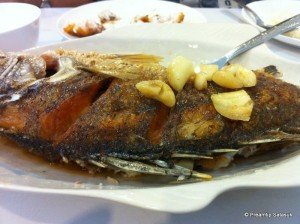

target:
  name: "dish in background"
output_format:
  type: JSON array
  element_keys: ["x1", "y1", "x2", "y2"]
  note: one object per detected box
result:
[
  {"x1": 271, "y1": 14, "x2": 300, "y2": 40},
  {"x1": 0, "y1": 23, "x2": 299, "y2": 213},
  {"x1": 241, "y1": 0, "x2": 300, "y2": 47},
  {"x1": 63, "y1": 10, "x2": 186, "y2": 38},
  {"x1": 57, "y1": 0, "x2": 206, "y2": 39},
  {"x1": 0, "y1": 3, "x2": 40, "y2": 51}
]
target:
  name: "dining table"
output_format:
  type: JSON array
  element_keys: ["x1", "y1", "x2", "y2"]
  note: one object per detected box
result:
[{"x1": 0, "y1": 7, "x2": 299, "y2": 224}]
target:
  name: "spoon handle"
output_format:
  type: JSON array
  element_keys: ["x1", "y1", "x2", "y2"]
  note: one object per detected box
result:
[{"x1": 224, "y1": 14, "x2": 300, "y2": 62}]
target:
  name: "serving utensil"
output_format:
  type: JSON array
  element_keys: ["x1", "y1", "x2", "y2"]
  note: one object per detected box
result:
[
  {"x1": 233, "y1": 0, "x2": 272, "y2": 29},
  {"x1": 211, "y1": 14, "x2": 300, "y2": 69}
]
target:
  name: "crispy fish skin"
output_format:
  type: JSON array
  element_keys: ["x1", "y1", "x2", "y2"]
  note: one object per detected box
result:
[
  {"x1": 54, "y1": 49, "x2": 170, "y2": 160},
  {"x1": 57, "y1": 78, "x2": 170, "y2": 160},
  {"x1": 163, "y1": 71, "x2": 300, "y2": 154},
  {"x1": 56, "y1": 69, "x2": 299, "y2": 160},
  {"x1": 0, "y1": 53, "x2": 110, "y2": 161},
  {"x1": 0, "y1": 51, "x2": 299, "y2": 166},
  {"x1": 0, "y1": 76, "x2": 109, "y2": 161},
  {"x1": 56, "y1": 62, "x2": 169, "y2": 160}
]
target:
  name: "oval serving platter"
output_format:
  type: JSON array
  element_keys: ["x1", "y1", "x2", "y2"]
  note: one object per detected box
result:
[{"x1": 0, "y1": 23, "x2": 299, "y2": 213}]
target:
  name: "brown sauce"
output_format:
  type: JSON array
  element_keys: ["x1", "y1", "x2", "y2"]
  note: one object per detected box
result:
[
  {"x1": 0, "y1": 136, "x2": 142, "y2": 184},
  {"x1": 0, "y1": 136, "x2": 92, "y2": 176}
]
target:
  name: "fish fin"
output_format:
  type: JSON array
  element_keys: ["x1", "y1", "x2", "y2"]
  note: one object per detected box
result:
[
  {"x1": 239, "y1": 131, "x2": 300, "y2": 145},
  {"x1": 56, "y1": 49, "x2": 165, "y2": 80},
  {"x1": 56, "y1": 49, "x2": 162, "y2": 65},
  {"x1": 95, "y1": 156, "x2": 211, "y2": 179},
  {"x1": 282, "y1": 122, "x2": 300, "y2": 134},
  {"x1": 255, "y1": 65, "x2": 282, "y2": 78},
  {"x1": 115, "y1": 54, "x2": 163, "y2": 64},
  {"x1": 89, "y1": 159, "x2": 108, "y2": 168},
  {"x1": 171, "y1": 153, "x2": 214, "y2": 159}
]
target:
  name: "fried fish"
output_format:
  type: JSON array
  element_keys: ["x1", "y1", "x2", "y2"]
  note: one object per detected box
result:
[{"x1": 0, "y1": 49, "x2": 299, "y2": 180}]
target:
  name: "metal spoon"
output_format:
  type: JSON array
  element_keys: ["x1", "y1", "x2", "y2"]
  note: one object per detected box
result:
[
  {"x1": 233, "y1": 0, "x2": 272, "y2": 29},
  {"x1": 211, "y1": 14, "x2": 300, "y2": 69}
]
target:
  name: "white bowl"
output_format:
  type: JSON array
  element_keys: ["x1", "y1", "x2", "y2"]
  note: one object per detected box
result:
[{"x1": 0, "y1": 3, "x2": 41, "y2": 51}]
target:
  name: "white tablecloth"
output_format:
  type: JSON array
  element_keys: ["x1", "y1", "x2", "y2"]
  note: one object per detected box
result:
[{"x1": 0, "y1": 8, "x2": 299, "y2": 224}]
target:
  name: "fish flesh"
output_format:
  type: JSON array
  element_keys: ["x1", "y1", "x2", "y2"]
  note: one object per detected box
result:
[{"x1": 0, "y1": 49, "x2": 299, "y2": 180}]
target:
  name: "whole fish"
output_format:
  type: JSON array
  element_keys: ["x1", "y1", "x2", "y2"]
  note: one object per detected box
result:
[{"x1": 0, "y1": 49, "x2": 299, "y2": 180}]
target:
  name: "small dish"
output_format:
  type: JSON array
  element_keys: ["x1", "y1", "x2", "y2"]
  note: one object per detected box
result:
[
  {"x1": 0, "y1": 3, "x2": 41, "y2": 51},
  {"x1": 241, "y1": 0, "x2": 300, "y2": 47},
  {"x1": 57, "y1": 0, "x2": 206, "y2": 39}
]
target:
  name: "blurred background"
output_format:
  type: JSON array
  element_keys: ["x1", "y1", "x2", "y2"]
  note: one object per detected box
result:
[{"x1": 0, "y1": 0, "x2": 259, "y2": 8}]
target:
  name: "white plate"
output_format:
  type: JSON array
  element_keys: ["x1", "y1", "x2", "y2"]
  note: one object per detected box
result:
[
  {"x1": 0, "y1": 3, "x2": 40, "y2": 51},
  {"x1": 0, "y1": 23, "x2": 299, "y2": 213},
  {"x1": 57, "y1": 0, "x2": 206, "y2": 40},
  {"x1": 241, "y1": 0, "x2": 300, "y2": 47}
]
